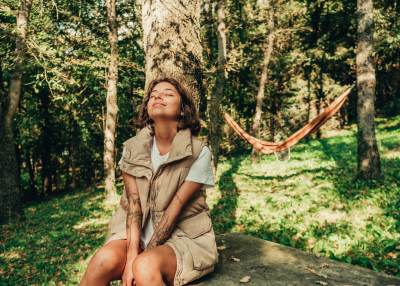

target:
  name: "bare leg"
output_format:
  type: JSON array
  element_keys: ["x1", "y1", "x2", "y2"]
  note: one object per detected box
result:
[
  {"x1": 80, "y1": 240, "x2": 127, "y2": 286},
  {"x1": 132, "y1": 245, "x2": 177, "y2": 286}
]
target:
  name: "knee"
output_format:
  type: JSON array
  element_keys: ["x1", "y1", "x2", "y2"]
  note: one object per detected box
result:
[
  {"x1": 132, "y1": 254, "x2": 161, "y2": 284},
  {"x1": 87, "y1": 247, "x2": 120, "y2": 276}
]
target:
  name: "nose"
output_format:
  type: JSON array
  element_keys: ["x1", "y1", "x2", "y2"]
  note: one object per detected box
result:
[{"x1": 155, "y1": 92, "x2": 163, "y2": 99}]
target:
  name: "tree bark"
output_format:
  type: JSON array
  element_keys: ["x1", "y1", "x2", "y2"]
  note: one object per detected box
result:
[
  {"x1": 356, "y1": 0, "x2": 382, "y2": 180},
  {"x1": 0, "y1": 0, "x2": 33, "y2": 224},
  {"x1": 251, "y1": 0, "x2": 275, "y2": 164},
  {"x1": 24, "y1": 144, "x2": 36, "y2": 199},
  {"x1": 55, "y1": 154, "x2": 61, "y2": 193},
  {"x1": 104, "y1": 0, "x2": 119, "y2": 202},
  {"x1": 40, "y1": 90, "x2": 52, "y2": 195},
  {"x1": 209, "y1": 0, "x2": 226, "y2": 173},
  {"x1": 142, "y1": 0, "x2": 204, "y2": 110},
  {"x1": 70, "y1": 105, "x2": 77, "y2": 189},
  {"x1": 0, "y1": 58, "x2": 4, "y2": 95},
  {"x1": 316, "y1": 61, "x2": 324, "y2": 139}
]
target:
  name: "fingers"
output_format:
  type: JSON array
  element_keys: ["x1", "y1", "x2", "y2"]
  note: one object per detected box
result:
[{"x1": 122, "y1": 277, "x2": 133, "y2": 286}]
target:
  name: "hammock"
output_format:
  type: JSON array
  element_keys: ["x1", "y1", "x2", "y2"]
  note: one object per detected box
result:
[{"x1": 224, "y1": 84, "x2": 355, "y2": 155}]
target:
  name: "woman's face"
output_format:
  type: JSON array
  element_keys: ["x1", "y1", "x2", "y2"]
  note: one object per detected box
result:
[{"x1": 147, "y1": 82, "x2": 183, "y2": 123}]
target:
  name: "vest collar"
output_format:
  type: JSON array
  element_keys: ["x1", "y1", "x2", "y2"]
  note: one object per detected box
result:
[{"x1": 132, "y1": 126, "x2": 194, "y2": 171}]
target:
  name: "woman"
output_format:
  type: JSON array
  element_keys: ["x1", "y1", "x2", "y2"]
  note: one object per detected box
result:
[{"x1": 80, "y1": 77, "x2": 218, "y2": 286}]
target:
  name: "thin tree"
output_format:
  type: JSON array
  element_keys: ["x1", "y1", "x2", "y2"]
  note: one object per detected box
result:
[
  {"x1": 209, "y1": 0, "x2": 226, "y2": 173},
  {"x1": 251, "y1": 0, "x2": 275, "y2": 164},
  {"x1": 142, "y1": 0, "x2": 204, "y2": 109},
  {"x1": 104, "y1": 0, "x2": 119, "y2": 202},
  {"x1": 0, "y1": 0, "x2": 33, "y2": 224},
  {"x1": 356, "y1": 0, "x2": 382, "y2": 180}
]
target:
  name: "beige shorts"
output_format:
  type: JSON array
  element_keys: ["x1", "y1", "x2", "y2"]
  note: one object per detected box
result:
[{"x1": 166, "y1": 231, "x2": 217, "y2": 286}]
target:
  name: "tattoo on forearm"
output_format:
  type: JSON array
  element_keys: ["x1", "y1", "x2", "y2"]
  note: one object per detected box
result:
[
  {"x1": 126, "y1": 183, "x2": 142, "y2": 251},
  {"x1": 175, "y1": 194, "x2": 183, "y2": 205},
  {"x1": 128, "y1": 192, "x2": 140, "y2": 207},
  {"x1": 126, "y1": 211, "x2": 142, "y2": 230},
  {"x1": 144, "y1": 214, "x2": 178, "y2": 252}
]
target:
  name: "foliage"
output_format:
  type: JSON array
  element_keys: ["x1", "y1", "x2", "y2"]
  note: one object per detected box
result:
[
  {"x1": 1, "y1": 0, "x2": 400, "y2": 280},
  {"x1": 1, "y1": 0, "x2": 400, "y2": 199},
  {"x1": 1, "y1": 116, "x2": 399, "y2": 285}
]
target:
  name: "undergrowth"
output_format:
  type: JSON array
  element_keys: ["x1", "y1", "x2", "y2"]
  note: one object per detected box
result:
[
  {"x1": 210, "y1": 115, "x2": 400, "y2": 276},
  {"x1": 0, "y1": 115, "x2": 399, "y2": 285}
]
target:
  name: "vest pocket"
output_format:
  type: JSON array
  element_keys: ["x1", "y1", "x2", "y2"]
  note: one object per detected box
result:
[
  {"x1": 177, "y1": 210, "x2": 212, "y2": 239},
  {"x1": 176, "y1": 212, "x2": 218, "y2": 271}
]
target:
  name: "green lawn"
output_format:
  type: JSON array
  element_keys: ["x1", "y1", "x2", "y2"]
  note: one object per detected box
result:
[
  {"x1": 210, "y1": 115, "x2": 400, "y2": 276},
  {"x1": 1, "y1": 115, "x2": 399, "y2": 285}
]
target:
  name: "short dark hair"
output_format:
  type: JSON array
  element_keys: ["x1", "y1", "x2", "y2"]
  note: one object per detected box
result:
[{"x1": 136, "y1": 77, "x2": 201, "y2": 136}]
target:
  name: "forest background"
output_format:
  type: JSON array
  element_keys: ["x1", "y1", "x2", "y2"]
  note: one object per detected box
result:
[{"x1": 1, "y1": 0, "x2": 400, "y2": 284}]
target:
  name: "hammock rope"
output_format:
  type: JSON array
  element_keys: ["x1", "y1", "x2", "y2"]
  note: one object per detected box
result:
[{"x1": 224, "y1": 83, "x2": 355, "y2": 155}]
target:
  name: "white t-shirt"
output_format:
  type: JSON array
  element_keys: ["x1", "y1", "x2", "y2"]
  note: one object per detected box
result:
[{"x1": 118, "y1": 136, "x2": 215, "y2": 248}]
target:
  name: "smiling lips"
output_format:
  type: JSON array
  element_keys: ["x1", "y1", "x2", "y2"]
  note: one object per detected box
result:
[{"x1": 153, "y1": 103, "x2": 165, "y2": 106}]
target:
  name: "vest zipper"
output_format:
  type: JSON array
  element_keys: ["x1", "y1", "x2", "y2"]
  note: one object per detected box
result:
[{"x1": 149, "y1": 152, "x2": 193, "y2": 227}]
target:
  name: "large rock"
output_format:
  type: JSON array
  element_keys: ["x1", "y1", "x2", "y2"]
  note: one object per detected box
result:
[{"x1": 187, "y1": 233, "x2": 400, "y2": 286}]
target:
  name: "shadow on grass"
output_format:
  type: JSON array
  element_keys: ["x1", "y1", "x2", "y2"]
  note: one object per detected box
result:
[{"x1": 211, "y1": 153, "x2": 246, "y2": 234}]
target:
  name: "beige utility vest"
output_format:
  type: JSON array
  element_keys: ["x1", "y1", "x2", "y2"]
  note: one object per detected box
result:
[{"x1": 104, "y1": 127, "x2": 216, "y2": 252}]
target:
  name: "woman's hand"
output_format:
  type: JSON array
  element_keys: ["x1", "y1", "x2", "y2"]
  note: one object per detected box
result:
[{"x1": 122, "y1": 258, "x2": 136, "y2": 286}]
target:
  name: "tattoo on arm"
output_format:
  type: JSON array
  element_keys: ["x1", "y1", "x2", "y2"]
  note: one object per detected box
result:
[
  {"x1": 144, "y1": 214, "x2": 178, "y2": 252},
  {"x1": 175, "y1": 194, "x2": 183, "y2": 205},
  {"x1": 126, "y1": 183, "x2": 142, "y2": 251}
]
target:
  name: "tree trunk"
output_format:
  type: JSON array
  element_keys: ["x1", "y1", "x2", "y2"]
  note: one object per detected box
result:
[
  {"x1": 65, "y1": 105, "x2": 72, "y2": 188},
  {"x1": 40, "y1": 91, "x2": 52, "y2": 195},
  {"x1": 142, "y1": 0, "x2": 204, "y2": 110},
  {"x1": 0, "y1": 57, "x2": 4, "y2": 95},
  {"x1": 251, "y1": 0, "x2": 275, "y2": 164},
  {"x1": 356, "y1": 0, "x2": 382, "y2": 180},
  {"x1": 209, "y1": 0, "x2": 226, "y2": 174},
  {"x1": 56, "y1": 154, "x2": 61, "y2": 193},
  {"x1": 104, "y1": 0, "x2": 119, "y2": 202},
  {"x1": 25, "y1": 144, "x2": 36, "y2": 199},
  {"x1": 0, "y1": 0, "x2": 33, "y2": 224},
  {"x1": 316, "y1": 62, "x2": 324, "y2": 139},
  {"x1": 70, "y1": 105, "x2": 77, "y2": 189}
]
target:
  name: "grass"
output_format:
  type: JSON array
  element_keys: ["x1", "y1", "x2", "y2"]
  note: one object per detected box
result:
[
  {"x1": 210, "y1": 115, "x2": 400, "y2": 276},
  {"x1": 0, "y1": 115, "x2": 399, "y2": 285}
]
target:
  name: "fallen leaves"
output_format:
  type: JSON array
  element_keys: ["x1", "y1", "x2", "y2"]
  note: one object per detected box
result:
[
  {"x1": 247, "y1": 265, "x2": 268, "y2": 269},
  {"x1": 320, "y1": 263, "x2": 329, "y2": 269},
  {"x1": 304, "y1": 266, "x2": 328, "y2": 278},
  {"x1": 316, "y1": 281, "x2": 327, "y2": 285},
  {"x1": 217, "y1": 246, "x2": 226, "y2": 250},
  {"x1": 230, "y1": 255, "x2": 240, "y2": 262},
  {"x1": 316, "y1": 252, "x2": 321, "y2": 258},
  {"x1": 240, "y1": 276, "x2": 251, "y2": 283}
]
